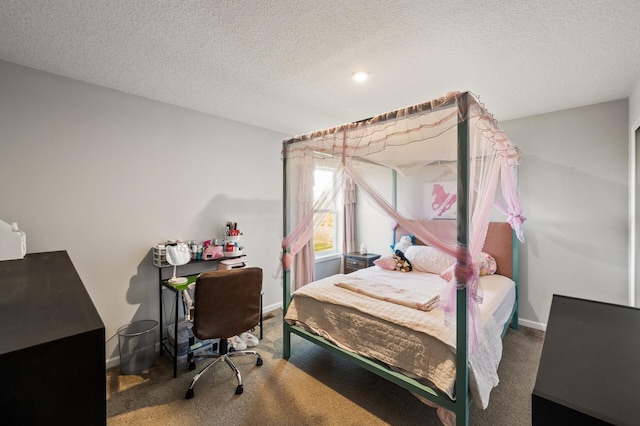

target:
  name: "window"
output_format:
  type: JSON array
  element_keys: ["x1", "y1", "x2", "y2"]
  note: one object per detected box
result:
[{"x1": 313, "y1": 169, "x2": 338, "y2": 255}]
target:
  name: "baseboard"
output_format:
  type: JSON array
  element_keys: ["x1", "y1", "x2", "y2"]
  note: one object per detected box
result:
[
  {"x1": 106, "y1": 353, "x2": 121, "y2": 370},
  {"x1": 519, "y1": 317, "x2": 547, "y2": 331},
  {"x1": 263, "y1": 301, "x2": 282, "y2": 314}
]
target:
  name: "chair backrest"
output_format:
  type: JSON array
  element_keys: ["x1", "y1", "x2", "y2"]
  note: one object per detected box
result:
[{"x1": 192, "y1": 267, "x2": 263, "y2": 341}]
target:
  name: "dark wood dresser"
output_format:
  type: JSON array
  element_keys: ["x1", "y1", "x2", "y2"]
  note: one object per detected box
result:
[
  {"x1": 532, "y1": 294, "x2": 640, "y2": 425},
  {"x1": 0, "y1": 251, "x2": 106, "y2": 425}
]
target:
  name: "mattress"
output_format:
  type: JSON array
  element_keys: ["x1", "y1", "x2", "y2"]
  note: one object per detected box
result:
[{"x1": 284, "y1": 265, "x2": 516, "y2": 408}]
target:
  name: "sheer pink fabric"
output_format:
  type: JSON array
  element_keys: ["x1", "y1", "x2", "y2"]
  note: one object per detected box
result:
[
  {"x1": 342, "y1": 177, "x2": 357, "y2": 272},
  {"x1": 280, "y1": 162, "x2": 345, "y2": 288},
  {"x1": 281, "y1": 91, "x2": 524, "y2": 352}
]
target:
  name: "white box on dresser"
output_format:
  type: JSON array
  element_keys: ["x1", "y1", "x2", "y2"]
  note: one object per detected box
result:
[{"x1": 0, "y1": 220, "x2": 26, "y2": 261}]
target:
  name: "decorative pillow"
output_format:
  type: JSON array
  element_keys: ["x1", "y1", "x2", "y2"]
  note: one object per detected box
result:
[
  {"x1": 404, "y1": 245, "x2": 455, "y2": 274},
  {"x1": 439, "y1": 266, "x2": 454, "y2": 282},
  {"x1": 439, "y1": 252, "x2": 498, "y2": 281},
  {"x1": 373, "y1": 255, "x2": 397, "y2": 271},
  {"x1": 391, "y1": 235, "x2": 414, "y2": 254},
  {"x1": 392, "y1": 250, "x2": 412, "y2": 272},
  {"x1": 477, "y1": 252, "x2": 497, "y2": 276}
]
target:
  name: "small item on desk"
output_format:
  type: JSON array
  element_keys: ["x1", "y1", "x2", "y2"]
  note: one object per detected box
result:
[
  {"x1": 203, "y1": 244, "x2": 223, "y2": 260},
  {"x1": 218, "y1": 257, "x2": 247, "y2": 270},
  {"x1": 152, "y1": 244, "x2": 169, "y2": 267},
  {"x1": 225, "y1": 221, "x2": 241, "y2": 237},
  {"x1": 166, "y1": 243, "x2": 191, "y2": 285},
  {"x1": 0, "y1": 221, "x2": 27, "y2": 260}
]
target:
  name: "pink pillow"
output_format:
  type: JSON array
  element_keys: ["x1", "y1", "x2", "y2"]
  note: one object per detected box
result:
[
  {"x1": 374, "y1": 255, "x2": 397, "y2": 271},
  {"x1": 439, "y1": 266, "x2": 453, "y2": 282},
  {"x1": 477, "y1": 252, "x2": 497, "y2": 276}
]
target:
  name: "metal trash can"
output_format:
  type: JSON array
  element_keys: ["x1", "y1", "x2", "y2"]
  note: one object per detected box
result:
[{"x1": 117, "y1": 320, "x2": 158, "y2": 375}]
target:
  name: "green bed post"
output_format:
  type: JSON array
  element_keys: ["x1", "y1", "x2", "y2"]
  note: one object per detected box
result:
[
  {"x1": 282, "y1": 143, "x2": 292, "y2": 359},
  {"x1": 392, "y1": 169, "x2": 397, "y2": 244},
  {"x1": 455, "y1": 93, "x2": 470, "y2": 426},
  {"x1": 511, "y1": 231, "x2": 519, "y2": 330}
]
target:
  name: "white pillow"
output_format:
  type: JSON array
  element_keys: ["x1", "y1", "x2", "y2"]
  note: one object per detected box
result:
[{"x1": 404, "y1": 246, "x2": 455, "y2": 274}]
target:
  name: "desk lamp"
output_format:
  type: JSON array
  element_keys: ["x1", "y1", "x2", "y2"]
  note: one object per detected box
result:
[{"x1": 166, "y1": 243, "x2": 191, "y2": 284}]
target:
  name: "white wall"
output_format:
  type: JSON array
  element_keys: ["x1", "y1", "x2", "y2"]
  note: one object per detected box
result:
[
  {"x1": 501, "y1": 99, "x2": 629, "y2": 328},
  {"x1": 356, "y1": 164, "x2": 395, "y2": 256},
  {"x1": 0, "y1": 60, "x2": 286, "y2": 367},
  {"x1": 630, "y1": 80, "x2": 640, "y2": 133},
  {"x1": 629, "y1": 79, "x2": 640, "y2": 308},
  {"x1": 355, "y1": 99, "x2": 629, "y2": 330},
  {"x1": 1, "y1": 57, "x2": 634, "y2": 363}
]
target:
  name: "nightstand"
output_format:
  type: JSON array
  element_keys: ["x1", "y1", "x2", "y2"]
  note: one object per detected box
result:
[{"x1": 343, "y1": 252, "x2": 381, "y2": 273}]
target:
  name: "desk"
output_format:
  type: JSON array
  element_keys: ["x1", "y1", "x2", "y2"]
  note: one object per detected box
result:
[
  {"x1": 532, "y1": 294, "x2": 640, "y2": 425},
  {"x1": 0, "y1": 251, "x2": 106, "y2": 425},
  {"x1": 157, "y1": 260, "x2": 262, "y2": 378}
]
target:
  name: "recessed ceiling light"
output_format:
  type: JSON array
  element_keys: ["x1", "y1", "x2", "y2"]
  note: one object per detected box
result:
[{"x1": 352, "y1": 71, "x2": 370, "y2": 82}]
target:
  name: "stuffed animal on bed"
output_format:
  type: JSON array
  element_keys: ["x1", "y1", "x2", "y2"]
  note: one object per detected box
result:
[
  {"x1": 393, "y1": 249, "x2": 412, "y2": 272},
  {"x1": 392, "y1": 235, "x2": 413, "y2": 254}
]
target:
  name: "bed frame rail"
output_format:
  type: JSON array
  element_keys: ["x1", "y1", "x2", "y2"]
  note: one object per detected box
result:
[{"x1": 283, "y1": 322, "x2": 459, "y2": 412}]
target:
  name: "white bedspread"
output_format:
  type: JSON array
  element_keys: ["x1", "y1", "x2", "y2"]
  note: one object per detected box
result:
[
  {"x1": 284, "y1": 266, "x2": 515, "y2": 409},
  {"x1": 334, "y1": 275, "x2": 440, "y2": 311}
]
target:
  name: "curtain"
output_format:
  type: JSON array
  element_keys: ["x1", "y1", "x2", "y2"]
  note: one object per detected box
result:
[
  {"x1": 342, "y1": 176, "x2": 357, "y2": 271},
  {"x1": 292, "y1": 156, "x2": 315, "y2": 289}
]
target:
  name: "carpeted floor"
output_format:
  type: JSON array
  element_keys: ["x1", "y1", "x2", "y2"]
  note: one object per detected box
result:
[{"x1": 106, "y1": 310, "x2": 544, "y2": 425}]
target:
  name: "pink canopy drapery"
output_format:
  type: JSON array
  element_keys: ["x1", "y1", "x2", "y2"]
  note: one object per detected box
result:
[{"x1": 280, "y1": 91, "x2": 524, "y2": 352}]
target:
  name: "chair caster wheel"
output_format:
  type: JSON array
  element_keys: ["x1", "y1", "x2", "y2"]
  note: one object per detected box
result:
[
  {"x1": 235, "y1": 384, "x2": 244, "y2": 395},
  {"x1": 256, "y1": 358, "x2": 263, "y2": 366},
  {"x1": 185, "y1": 388, "x2": 194, "y2": 399},
  {"x1": 188, "y1": 361, "x2": 196, "y2": 371}
]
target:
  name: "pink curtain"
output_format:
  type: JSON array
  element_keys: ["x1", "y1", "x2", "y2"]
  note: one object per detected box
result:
[
  {"x1": 292, "y1": 157, "x2": 316, "y2": 289},
  {"x1": 342, "y1": 176, "x2": 357, "y2": 272},
  {"x1": 280, "y1": 159, "x2": 346, "y2": 288}
]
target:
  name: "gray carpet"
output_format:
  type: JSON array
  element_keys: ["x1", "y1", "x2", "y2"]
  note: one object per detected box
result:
[{"x1": 107, "y1": 311, "x2": 544, "y2": 425}]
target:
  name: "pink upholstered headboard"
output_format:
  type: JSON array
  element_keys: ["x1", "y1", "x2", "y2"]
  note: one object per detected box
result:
[{"x1": 394, "y1": 221, "x2": 514, "y2": 279}]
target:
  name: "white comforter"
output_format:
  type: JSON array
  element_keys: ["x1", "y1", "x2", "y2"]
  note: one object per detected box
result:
[{"x1": 284, "y1": 266, "x2": 515, "y2": 409}]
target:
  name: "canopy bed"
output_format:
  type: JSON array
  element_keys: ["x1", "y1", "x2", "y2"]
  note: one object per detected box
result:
[{"x1": 280, "y1": 91, "x2": 525, "y2": 426}]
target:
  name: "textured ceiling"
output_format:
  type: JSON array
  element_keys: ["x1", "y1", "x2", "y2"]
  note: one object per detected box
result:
[{"x1": 1, "y1": 0, "x2": 639, "y2": 136}]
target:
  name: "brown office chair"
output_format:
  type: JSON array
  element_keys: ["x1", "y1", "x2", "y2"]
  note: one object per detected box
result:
[{"x1": 184, "y1": 267, "x2": 263, "y2": 399}]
